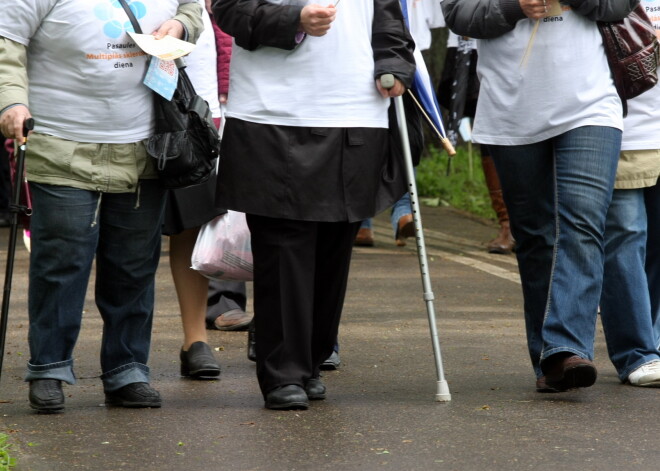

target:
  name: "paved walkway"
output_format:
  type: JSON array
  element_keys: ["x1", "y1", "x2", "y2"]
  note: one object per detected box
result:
[{"x1": 0, "y1": 206, "x2": 659, "y2": 471}]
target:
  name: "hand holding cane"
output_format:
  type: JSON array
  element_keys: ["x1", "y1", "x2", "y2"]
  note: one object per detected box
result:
[
  {"x1": 0, "y1": 117, "x2": 34, "y2": 381},
  {"x1": 380, "y1": 74, "x2": 451, "y2": 402}
]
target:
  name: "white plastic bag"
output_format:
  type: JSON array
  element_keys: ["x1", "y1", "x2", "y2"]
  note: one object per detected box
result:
[{"x1": 191, "y1": 210, "x2": 253, "y2": 281}]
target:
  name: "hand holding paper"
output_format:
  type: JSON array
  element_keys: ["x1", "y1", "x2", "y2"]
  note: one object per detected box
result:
[{"x1": 128, "y1": 32, "x2": 195, "y2": 61}]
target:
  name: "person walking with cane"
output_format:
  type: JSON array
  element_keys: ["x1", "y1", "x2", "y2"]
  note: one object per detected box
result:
[
  {"x1": 212, "y1": 0, "x2": 416, "y2": 409},
  {"x1": 0, "y1": 0, "x2": 203, "y2": 412}
]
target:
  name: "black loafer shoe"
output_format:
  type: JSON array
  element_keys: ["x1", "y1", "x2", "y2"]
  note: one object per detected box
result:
[
  {"x1": 29, "y1": 379, "x2": 64, "y2": 412},
  {"x1": 180, "y1": 341, "x2": 221, "y2": 378},
  {"x1": 305, "y1": 378, "x2": 326, "y2": 400},
  {"x1": 105, "y1": 382, "x2": 162, "y2": 408},
  {"x1": 265, "y1": 385, "x2": 309, "y2": 410}
]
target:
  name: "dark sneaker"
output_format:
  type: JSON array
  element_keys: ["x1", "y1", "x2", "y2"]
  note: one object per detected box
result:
[
  {"x1": 320, "y1": 351, "x2": 340, "y2": 370},
  {"x1": 29, "y1": 379, "x2": 64, "y2": 412},
  {"x1": 105, "y1": 382, "x2": 162, "y2": 408}
]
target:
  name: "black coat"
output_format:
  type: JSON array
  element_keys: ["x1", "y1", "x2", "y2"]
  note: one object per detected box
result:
[{"x1": 212, "y1": 0, "x2": 417, "y2": 222}]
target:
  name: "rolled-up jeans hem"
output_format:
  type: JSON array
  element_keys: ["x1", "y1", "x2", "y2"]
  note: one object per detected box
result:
[
  {"x1": 618, "y1": 356, "x2": 660, "y2": 382},
  {"x1": 540, "y1": 347, "x2": 592, "y2": 364},
  {"x1": 101, "y1": 362, "x2": 150, "y2": 392},
  {"x1": 25, "y1": 360, "x2": 76, "y2": 385}
]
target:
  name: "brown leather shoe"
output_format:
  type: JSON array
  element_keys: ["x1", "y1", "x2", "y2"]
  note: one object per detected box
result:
[
  {"x1": 354, "y1": 227, "x2": 374, "y2": 247},
  {"x1": 542, "y1": 354, "x2": 597, "y2": 391},
  {"x1": 535, "y1": 375, "x2": 559, "y2": 393},
  {"x1": 487, "y1": 221, "x2": 515, "y2": 254},
  {"x1": 395, "y1": 214, "x2": 415, "y2": 246},
  {"x1": 213, "y1": 309, "x2": 253, "y2": 331}
]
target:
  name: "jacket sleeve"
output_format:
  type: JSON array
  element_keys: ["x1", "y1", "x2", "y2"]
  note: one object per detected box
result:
[
  {"x1": 442, "y1": 0, "x2": 526, "y2": 39},
  {"x1": 212, "y1": 0, "x2": 302, "y2": 51},
  {"x1": 372, "y1": 0, "x2": 416, "y2": 88},
  {"x1": 0, "y1": 38, "x2": 29, "y2": 113},
  {"x1": 562, "y1": 0, "x2": 639, "y2": 22},
  {"x1": 442, "y1": 0, "x2": 640, "y2": 39},
  {"x1": 213, "y1": 22, "x2": 233, "y2": 95},
  {"x1": 174, "y1": 2, "x2": 205, "y2": 43}
]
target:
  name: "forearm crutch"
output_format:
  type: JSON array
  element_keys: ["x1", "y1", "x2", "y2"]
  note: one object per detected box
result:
[{"x1": 381, "y1": 74, "x2": 451, "y2": 402}]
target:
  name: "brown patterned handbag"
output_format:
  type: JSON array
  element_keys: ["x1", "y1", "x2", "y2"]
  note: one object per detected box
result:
[{"x1": 598, "y1": 4, "x2": 660, "y2": 116}]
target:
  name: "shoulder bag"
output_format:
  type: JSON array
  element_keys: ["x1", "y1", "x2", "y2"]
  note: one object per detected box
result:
[
  {"x1": 118, "y1": 0, "x2": 220, "y2": 189},
  {"x1": 598, "y1": 4, "x2": 660, "y2": 116}
]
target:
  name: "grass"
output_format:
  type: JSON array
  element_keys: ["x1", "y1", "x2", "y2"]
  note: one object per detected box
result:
[
  {"x1": 416, "y1": 143, "x2": 494, "y2": 220},
  {"x1": 0, "y1": 434, "x2": 16, "y2": 470}
]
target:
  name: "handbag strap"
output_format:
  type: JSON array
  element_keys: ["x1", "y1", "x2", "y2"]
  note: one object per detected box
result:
[{"x1": 117, "y1": 0, "x2": 143, "y2": 34}]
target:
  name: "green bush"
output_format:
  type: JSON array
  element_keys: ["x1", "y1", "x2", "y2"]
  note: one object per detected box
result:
[
  {"x1": 416, "y1": 143, "x2": 494, "y2": 220},
  {"x1": 0, "y1": 434, "x2": 16, "y2": 470}
]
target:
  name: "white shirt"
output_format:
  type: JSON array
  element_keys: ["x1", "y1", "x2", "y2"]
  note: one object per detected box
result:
[
  {"x1": 227, "y1": 1, "x2": 390, "y2": 128},
  {"x1": 406, "y1": 0, "x2": 445, "y2": 50},
  {"x1": 0, "y1": 0, "x2": 194, "y2": 143},
  {"x1": 473, "y1": 8, "x2": 623, "y2": 146},
  {"x1": 621, "y1": 0, "x2": 660, "y2": 151},
  {"x1": 185, "y1": 0, "x2": 221, "y2": 118}
]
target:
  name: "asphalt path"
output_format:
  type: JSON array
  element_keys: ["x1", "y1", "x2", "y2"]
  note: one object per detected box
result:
[{"x1": 0, "y1": 205, "x2": 659, "y2": 471}]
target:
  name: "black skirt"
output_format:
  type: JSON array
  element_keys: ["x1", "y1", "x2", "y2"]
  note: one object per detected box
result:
[
  {"x1": 216, "y1": 119, "x2": 407, "y2": 223},
  {"x1": 162, "y1": 169, "x2": 226, "y2": 236}
]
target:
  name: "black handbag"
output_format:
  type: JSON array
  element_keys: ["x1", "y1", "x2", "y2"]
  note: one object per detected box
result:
[
  {"x1": 118, "y1": 0, "x2": 220, "y2": 189},
  {"x1": 598, "y1": 4, "x2": 660, "y2": 116}
]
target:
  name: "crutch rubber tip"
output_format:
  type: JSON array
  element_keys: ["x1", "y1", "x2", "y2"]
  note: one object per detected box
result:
[{"x1": 435, "y1": 380, "x2": 451, "y2": 402}]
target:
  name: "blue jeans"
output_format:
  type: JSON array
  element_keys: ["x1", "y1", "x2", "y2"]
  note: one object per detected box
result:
[
  {"x1": 645, "y1": 181, "x2": 660, "y2": 348},
  {"x1": 600, "y1": 188, "x2": 660, "y2": 380},
  {"x1": 490, "y1": 126, "x2": 621, "y2": 378},
  {"x1": 26, "y1": 181, "x2": 166, "y2": 392},
  {"x1": 358, "y1": 187, "x2": 413, "y2": 236}
]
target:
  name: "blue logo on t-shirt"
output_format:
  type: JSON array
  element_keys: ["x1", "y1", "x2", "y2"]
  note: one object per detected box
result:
[{"x1": 94, "y1": 0, "x2": 147, "y2": 39}]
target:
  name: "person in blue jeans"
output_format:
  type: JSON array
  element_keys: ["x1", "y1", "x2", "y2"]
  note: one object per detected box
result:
[
  {"x1": 599, "y1": 14, "x2": 660, "y2": 388},
  {"x1": 355, "y1": 191, "x2": 415, "y2": 247},
  {"x1": 444, "y1": 0, "x2": 637, "y2": 391},
  {"x1": 0, "y1": 0, "x2": 204, "y2": 412}
]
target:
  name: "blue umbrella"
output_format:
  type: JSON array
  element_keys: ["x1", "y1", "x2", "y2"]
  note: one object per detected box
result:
[{"x1": 399, "y1": 0, "x2": 456, "y2": 156}]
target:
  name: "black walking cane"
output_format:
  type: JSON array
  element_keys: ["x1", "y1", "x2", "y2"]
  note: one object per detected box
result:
[{"x1": 0, "y1": 118, "x2": 34, "y2": 381}]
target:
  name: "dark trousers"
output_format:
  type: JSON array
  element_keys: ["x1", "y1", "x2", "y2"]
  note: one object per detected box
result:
[
  {"x1": 205, "y1": 279, "x2": 247, "y2": 327},
  {"x1": 246, "y1": 214, "x2": 360, "y2": 396}
]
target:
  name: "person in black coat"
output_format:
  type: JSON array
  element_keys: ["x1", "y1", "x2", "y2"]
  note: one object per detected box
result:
[{"x1": 212, "y1": 0, "x2": 416, "y2": 410}]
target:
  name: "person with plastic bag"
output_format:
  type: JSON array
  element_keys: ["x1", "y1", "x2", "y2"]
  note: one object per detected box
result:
[
  {"x1": 442, "y1": 0, "x2": 637, "y2": 392},
  {"x1": 0, "y1": 0, "x2": 203, "y2": 412},
  {"x1": 212, "y1": 0, "x2": 415, "y2": 410}
]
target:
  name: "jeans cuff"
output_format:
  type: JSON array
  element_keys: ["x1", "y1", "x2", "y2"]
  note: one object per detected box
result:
[
  {"x1": 25, "y1": 359, "x2": 76, "y2": 385},
  {"x1": 540, "y1": 347, "x2": 591, "y2": 363},
  {"x1": 101, "y1": 362, "x2": 150, "y2": 392}
]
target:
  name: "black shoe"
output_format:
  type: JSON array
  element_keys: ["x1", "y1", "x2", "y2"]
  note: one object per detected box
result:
[
  {"x1": 247, "y1": 321, "x2": 256, "y2": 362},
  {"x1": 305, "y1": 377, "x2": 326, "y2": 400},
  {"x1": 105, "y1": 382, "x2": 162, "y2": 408},
  {"x1": 180, "y1": 341, "x2": 221, "y2": 378},
  {"x1": 29, "y1": 379, "x2": 64, "y2": 412},
  {"x1": 320, "y1": 351, "x2": 340, "y2": 370},
  {"x1": 264, "y1": 385, "x2": 309, "y2": 410}
]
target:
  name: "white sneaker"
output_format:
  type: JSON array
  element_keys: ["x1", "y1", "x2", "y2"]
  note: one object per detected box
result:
[{"x1": 627, "y1": 360, "x2": 660, "y2": 387}]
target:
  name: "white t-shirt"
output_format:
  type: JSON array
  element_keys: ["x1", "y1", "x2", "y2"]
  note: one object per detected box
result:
[
  {"x1": 621, "y1": 0, "x2": 660, "y2": 151},
  {"x1": 227, "y1": 1, "x2": 390, "y2": 128},
  {"x1": 185, "y1": 0, "x2": 221, "y2": 118},
  {"x1": 473, "y1": 8, "x2": 623, "y2": 146},
  {"x1": 0, "y1": 0, "x2": 194, "y2": 143},
  {"x1": 406, "y1": 0, "x2": 445, "y2": 50}
]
